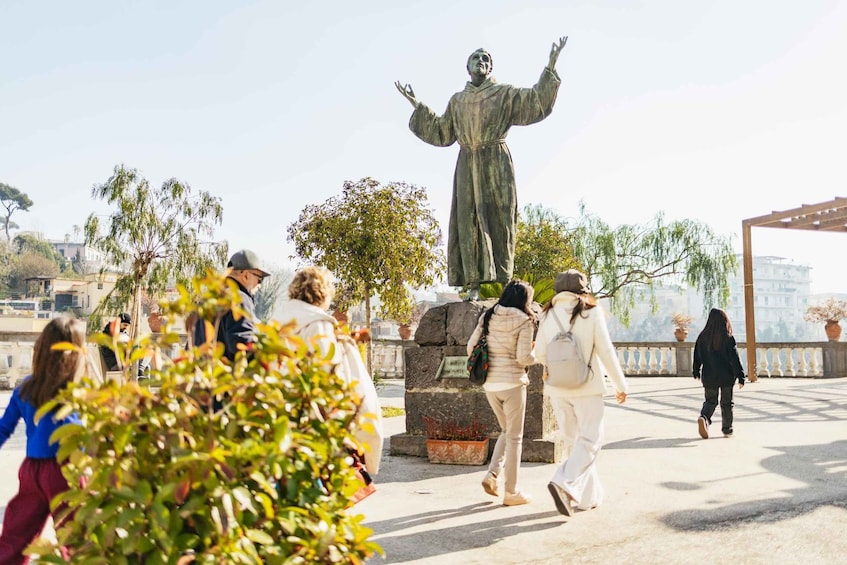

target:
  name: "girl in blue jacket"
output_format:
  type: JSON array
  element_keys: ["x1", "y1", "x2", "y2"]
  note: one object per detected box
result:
[{"x1": 0, "y1": 315, "x2": 86, "y2": 564}]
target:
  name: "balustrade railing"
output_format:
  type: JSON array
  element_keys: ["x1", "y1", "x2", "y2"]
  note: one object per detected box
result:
[
  {"x1": 1, "y1": 339, "x2": 844, "y2": 390},
  {"x1": 371, "y1": 338, "x2": 407, "y2": 379}
]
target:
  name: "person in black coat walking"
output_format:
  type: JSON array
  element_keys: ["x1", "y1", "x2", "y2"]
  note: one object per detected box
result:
[{"x1": 692, "y1": 308, "x2": 745, "y2": 438}]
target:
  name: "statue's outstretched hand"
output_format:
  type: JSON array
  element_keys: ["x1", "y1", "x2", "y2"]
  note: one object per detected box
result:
[
  {"x1": 395, "y1": 81, "x2": 418, "y2": 107},
  {"x1": 547, "y1": 36, "x2": 568, "y2": 70}
]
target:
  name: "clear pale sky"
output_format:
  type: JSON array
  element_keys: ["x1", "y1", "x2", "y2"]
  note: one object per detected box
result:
[{"x1": 2, "y1": 1, "x2": 846, "y2": 293}]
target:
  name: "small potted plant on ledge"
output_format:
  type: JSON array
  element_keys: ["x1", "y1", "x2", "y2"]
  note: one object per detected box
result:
[
  {"x1": 804, "y1": 297, "x2": 847, "y2": 341},
  {"x1": 671, "y1": 312, "x2": 694, "y2": 342},
  {"x1": 422, "y1": 416, "x2": 489, "y2": 465}
]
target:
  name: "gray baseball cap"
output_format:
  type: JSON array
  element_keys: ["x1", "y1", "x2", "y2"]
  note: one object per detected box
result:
[{"x1": 227, "y1": 249, "x2": 270, "y2": 278}]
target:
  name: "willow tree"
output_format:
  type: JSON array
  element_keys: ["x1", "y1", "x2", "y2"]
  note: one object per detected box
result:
[
  {"x1": 288, "y1": 177, "x2": 444, "y2": 328},
  {"x1": 570, "y1": 203, "x2": 737, "y2": 325},
  {"x1": 85, "y1": 165, "x2": 227, "y2": 339}
]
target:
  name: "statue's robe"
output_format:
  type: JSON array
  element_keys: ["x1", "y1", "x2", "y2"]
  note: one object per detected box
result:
[{"x1": 409, "y1": 68, "x2": 560, "y2": 286}]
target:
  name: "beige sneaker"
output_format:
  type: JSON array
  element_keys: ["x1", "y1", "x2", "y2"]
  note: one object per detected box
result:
[
  {"x1": 503, "y1": 490, "x2": 532, "y2": 506},
  {"x1": 698, "y1": 416, "x2": 709, "y2": 439},
  {"x1": 481, "y1": 472, "x2": 499, "y2": 497}
]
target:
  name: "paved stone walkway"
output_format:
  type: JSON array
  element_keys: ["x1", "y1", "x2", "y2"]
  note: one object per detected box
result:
[
  {"x1": 3, "y1": 377, "x2": 847, "y2": 563},
  {"x1": 361, "y1": 377, "x2": 847, "y2": 564}
]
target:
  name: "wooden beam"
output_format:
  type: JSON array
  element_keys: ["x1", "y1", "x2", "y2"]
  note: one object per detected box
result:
[
  {"x1": 742, "y1": 223, "x2": 757, "y2": 382},
  {"x1": 743, "y1": 196, "x2": 847, "y2": 228}
]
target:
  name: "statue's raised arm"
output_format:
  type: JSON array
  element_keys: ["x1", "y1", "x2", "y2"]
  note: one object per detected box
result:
[
  {"x1": 546, "y1": 36, "x2": 568, "y2": 71},
  {"x1": 394, "y1": 81, "x2": 418, "y2": 107}
]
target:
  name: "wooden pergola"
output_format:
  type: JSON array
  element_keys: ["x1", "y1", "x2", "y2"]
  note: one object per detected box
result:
[{"x1": 741, "y1": 197, "x2": 847, "y2": 381}]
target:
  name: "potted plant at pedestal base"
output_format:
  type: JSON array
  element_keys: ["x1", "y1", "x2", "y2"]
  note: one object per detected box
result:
[
  {"x1": 423, "y1": 416, "x2": 489, "y2": 465},
  {"x1": 804, "y1": 297, "x2": 847, "y2": 342}
]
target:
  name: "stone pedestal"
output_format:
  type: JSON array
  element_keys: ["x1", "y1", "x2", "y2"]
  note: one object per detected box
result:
[
  {"x1": 390, "y1": 301, "x2": 562, "y2": 463},
  {"x1": 675, "y1": 342, "x2": 694, "y2": 377}
]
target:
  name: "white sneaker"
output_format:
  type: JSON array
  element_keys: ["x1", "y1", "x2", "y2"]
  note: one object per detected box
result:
[
  {"x1": 503, "y1": 490, "x2": 532, "y2": 506},
  {"x1": 481, "y1": 472, "x2": 499, "y2": 497},
  {"x1": 547, "y1": 482, "x2": 573, "y2": 516}
]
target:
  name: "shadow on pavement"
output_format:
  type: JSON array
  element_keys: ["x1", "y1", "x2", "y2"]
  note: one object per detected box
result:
[
  {"x1": 661, "y1": 439, "x2": 847, "y2": 530},
  {"x1": 370, "y1": 506, "x2": 563, "y2": 564},
  {"x1": 614, "y1": 379, "x2": 847, "y2": 426},
  {"x1": 374, "y1": 456, "x2": 549, "y2": 485},
  {"x1": 603, "y1": 436, "x2": 700, "y2": 450}
]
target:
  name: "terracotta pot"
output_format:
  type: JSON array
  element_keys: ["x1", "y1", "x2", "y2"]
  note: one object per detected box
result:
[
  {"x1": 398, "y1": 324, "x2": 412, "y2": 340},
  {"x1": 147, "y1": 313, "x2": 163, "y2": 333},
  {"x1": 674, "y1": 328, "x2": 689, "y2": 342},
  {"x1": 825, "y1": 321, "x2": 842, "y2": 341},
  {"x1": 425, "y1": 438, "x2": 489, "y2": 465}
]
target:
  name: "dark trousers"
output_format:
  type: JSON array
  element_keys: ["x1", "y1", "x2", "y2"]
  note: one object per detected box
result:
[
  {"x1": 701, "y1": 385, "x2": 734, "y2": 435},
  {"x1": 0, "y1": 458, "x2": 70, "y2": 565}
]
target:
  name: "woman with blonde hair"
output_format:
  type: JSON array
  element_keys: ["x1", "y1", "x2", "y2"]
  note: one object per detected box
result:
[
  {"x1": 276, "y1": 266, "x2": 383, "y2": 476},
  {"x1": 534, "y1": 269, "x2": 628, "y2": 517}
]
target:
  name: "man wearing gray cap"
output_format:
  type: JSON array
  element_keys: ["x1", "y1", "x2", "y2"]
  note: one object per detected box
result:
[{"x1": 193, "y1": 249, "x2": 270, "y2": 361}]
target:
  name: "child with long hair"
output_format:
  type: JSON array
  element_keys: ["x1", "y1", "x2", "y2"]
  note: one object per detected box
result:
[
  {"x1": 0, "y1": 315, "x2": 86, "y2": 564},
  {"x1": 467, "y1": 279, "x2": 536, "y2": 506},
  {"x1": 693, "y1": 308, "x2": 745, "y2": 439}
]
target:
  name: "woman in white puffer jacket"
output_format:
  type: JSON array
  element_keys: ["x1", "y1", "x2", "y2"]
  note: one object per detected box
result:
[
  {"x1": 534, "y1": 269, "x2": 628, "y2": 517},
  {"x1": 275, "y1": 266, "x2": 383, "y2": 475},
  {"x1": 467, "y1": 279, "x2": 536, "y2": 506}
]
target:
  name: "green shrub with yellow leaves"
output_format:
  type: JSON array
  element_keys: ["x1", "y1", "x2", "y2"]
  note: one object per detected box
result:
[{"x1": 30, "y1": 271, "x2": 381, "y2": 564}]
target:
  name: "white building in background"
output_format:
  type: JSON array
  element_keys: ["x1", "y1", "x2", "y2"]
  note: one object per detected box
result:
[
  {"x1": 49, "y1": 240, "x2": 105, "y2": 274},
  {"x1": 725, "y1": 255, "x2": 813, "y2": 342},
  {"x1": 25, "y1": 272, "x2": 119, "y2": 315},
  {"x1": 605, "y1": 255, "x2": 816, "y2": 342}
]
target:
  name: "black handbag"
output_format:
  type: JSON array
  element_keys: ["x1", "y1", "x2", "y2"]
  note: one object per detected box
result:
[{"x1": 467, "y1": 334, "x2": 489, "y2": 385}]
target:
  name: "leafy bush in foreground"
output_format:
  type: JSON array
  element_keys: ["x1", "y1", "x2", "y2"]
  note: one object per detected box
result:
[{"x1": 30, "y1": 272, "x2": 381, "y2": 564}]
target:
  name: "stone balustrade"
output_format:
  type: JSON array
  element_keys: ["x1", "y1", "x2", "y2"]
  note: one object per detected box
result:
[
  {"x1": 371, "y1": 338, "x2": 408, "y2": 379},
  {"x1": 2, "y1": 337, "x2": 845, "y2": 391},
  {"x1": 612, "y1": 341, "x2": 847, "y2": 379}
]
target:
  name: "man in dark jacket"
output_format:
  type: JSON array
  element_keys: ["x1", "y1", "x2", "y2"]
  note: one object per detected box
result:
[{"x1": 193, "y1": 249, "x2": 270, "y2": 360}]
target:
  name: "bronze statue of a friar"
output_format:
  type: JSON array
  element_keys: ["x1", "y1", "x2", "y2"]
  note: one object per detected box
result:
[{"x1": 396, "y1": 36, "x2": 567, "y2": 300}]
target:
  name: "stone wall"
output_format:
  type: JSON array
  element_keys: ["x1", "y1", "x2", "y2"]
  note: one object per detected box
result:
[{"x1": 390, "y1": 301, "x2": 562, "y2": 463}]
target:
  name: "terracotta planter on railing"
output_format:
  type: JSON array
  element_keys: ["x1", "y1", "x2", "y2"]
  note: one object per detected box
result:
[{"x1": 824, "y1": 321, "x2": 842, "y2": 342}]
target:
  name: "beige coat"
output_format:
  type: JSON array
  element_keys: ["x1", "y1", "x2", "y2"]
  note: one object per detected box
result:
[
  {"x1": 535, "y1": 292, "x2": 628, "y2": 398},
  {"x1": 467, "y1": 305, "x2": 536, "y2": 388}
]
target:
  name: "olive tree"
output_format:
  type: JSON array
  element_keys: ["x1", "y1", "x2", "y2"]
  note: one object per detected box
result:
[
  {"x1": 288, "y1": 177, "x2": 444, "y2": 327},
  {"x1": 85, "y1": 164, "x2": 227, "y2": 340},
  {"x1": 514, "y1": 203, "x2": 581, "y2": 281},
  {"x1": 0, "y1": 182, "x2": 33, "y2": 242}
]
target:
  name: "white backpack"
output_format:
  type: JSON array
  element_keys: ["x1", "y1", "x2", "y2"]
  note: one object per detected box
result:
[{"x1": 544, "y1": 309, "x2": 595, "y2": 389}]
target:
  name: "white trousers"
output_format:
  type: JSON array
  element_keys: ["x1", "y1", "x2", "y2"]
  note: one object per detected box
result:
[{"x1": 549, "y1": 394, "x2": 605, "y2": 510}]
